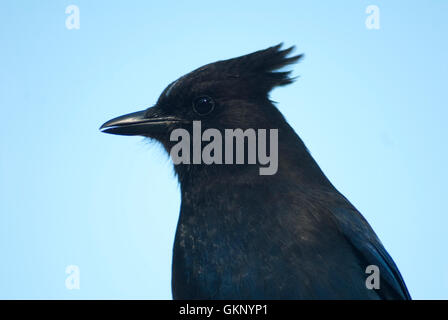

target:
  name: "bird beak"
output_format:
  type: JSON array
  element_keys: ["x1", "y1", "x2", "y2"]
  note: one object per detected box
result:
[{"x1": 99, "y1": 110, "x2": 183, "y2": 136}]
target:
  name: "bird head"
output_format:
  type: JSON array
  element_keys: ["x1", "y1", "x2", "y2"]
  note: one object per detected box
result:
[
  {"x1": 100, "y1": 44, "x2": 303, "y2": 177},
  {"x1": 101, "y1": 44, "x2": 301, "y2": 134}
]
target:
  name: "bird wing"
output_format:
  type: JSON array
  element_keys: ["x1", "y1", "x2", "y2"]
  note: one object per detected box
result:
[{"x1": 330, "y1": 205, "x2": 411, "y2": 300}]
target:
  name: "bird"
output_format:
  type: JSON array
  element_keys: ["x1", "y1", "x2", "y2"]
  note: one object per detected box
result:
[{"x1": 100, "y1": 44, "x2": 411, "y2": 299}]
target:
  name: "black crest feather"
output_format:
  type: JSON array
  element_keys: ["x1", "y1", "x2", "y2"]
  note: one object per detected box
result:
[{"x1": 219, "y1": 43, "x2": 303, "y2": 92}]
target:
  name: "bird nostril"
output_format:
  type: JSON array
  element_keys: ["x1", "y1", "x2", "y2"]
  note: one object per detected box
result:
[{"x1": 144, "y1": 107, "x2": 159, "y2": 119}]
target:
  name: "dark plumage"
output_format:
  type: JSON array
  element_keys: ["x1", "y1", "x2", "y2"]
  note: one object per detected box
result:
[{"x1": 100, "y1": 44, "x2": 411, "y2": 299}]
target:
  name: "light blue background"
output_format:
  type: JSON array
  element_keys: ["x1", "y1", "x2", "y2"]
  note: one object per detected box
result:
[{"x1": 0, "y1": 1, "x2": 446, "y2": 299}]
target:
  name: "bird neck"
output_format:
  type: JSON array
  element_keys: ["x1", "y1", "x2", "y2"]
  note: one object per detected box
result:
[{"x1": 173, "y1": 122, "x2": 335, "y2": 195}]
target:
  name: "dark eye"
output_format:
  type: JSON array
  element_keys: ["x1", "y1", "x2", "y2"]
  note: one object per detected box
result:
[{"x1": 193, "y1": 96, "x2": 215, "y2": 116}]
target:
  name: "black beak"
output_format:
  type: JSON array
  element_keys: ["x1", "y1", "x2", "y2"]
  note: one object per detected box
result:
[{"x1": 99, "y1": 110, "x2": 183, "y2": 136}]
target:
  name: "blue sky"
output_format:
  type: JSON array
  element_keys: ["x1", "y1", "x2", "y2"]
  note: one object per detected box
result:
[{"x1": 0, "y1": 1, "x2": 447, "y2": 299}]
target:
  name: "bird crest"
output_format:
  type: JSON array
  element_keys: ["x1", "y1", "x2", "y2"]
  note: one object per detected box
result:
[{"x1": 216, "y1": 43, "x2": 303, "y2": 92}]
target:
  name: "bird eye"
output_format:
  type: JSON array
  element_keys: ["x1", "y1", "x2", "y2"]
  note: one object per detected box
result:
[{"x1": 193, "y1": 96, "x2": 215, "y2": 116}]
